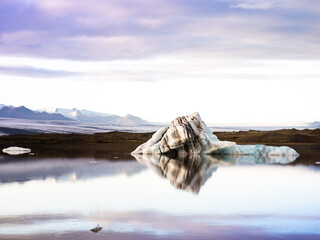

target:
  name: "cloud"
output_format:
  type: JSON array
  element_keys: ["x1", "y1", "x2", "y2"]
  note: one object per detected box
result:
[
  {"x1": 225, "y1": 0, "x2": 320, "y2": 12},
  {"x1": 0, "y1": 66, "x2": 79, "y2": 78},
  {"x1": 0, "y1": 0, "x2": 319, "y2": 61},
  {"x1": 230, "y1": 1, "x2": 274, "y2": 9}
]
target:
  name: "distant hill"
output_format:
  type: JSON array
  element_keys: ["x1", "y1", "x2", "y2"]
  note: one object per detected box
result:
[
  {"x1": 116, "y1": 114, "x2": 147, "y2": 125},
  {"x1": 310, "y1": 121, "x2": 320, "y2": 128},
  {"x1": 0, "y1": 104, "x2": 13, "y2": 110},
  {"x1": 52, "y1": 108, "x2": 120, "y2": 124},
  {"x1": 1, "y1": 104, "x2": 150, "y2": 125},
  {"x1": 0, "y1": 106, "x2": 72, "y2": 121},
  {"x1": 41, "y1": 107, "x2": 148, "y2": 125}
]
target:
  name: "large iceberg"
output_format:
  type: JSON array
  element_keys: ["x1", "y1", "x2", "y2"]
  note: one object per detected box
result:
[{"x1": 132, "y1": 112, "x2": 299, "y2": 158}]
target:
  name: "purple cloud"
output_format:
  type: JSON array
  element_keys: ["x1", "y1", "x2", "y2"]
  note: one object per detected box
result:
[{"x1": 0, "y1": 0, "x2": 319, "y2": 60}]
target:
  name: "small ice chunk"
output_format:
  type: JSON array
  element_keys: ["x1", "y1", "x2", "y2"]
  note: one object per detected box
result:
[{"x1": 2, "y1": 146, "x2": 31, "y2": 155}]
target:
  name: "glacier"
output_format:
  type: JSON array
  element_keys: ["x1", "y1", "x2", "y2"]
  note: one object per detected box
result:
[{"x1": 132, "y1": 112, "x2": 299, "y2": 160}]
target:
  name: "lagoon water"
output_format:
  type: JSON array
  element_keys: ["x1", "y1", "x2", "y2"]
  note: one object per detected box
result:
[{"x1": 0, "y1": 155, "x2": 320, "y2": 239}]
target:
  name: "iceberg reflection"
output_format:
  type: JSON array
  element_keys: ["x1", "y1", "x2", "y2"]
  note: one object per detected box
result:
[
  {"x1": 134, "y1": 154, "x2": 217, "y2": 194},
  {"x1": 133, "y1": 153, "x2": 298, "y2": 194}
]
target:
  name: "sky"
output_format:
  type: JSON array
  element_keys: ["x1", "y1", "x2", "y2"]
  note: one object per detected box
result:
[{"x1": 0, "y1": 0, "x2": 319, "y2": 126}]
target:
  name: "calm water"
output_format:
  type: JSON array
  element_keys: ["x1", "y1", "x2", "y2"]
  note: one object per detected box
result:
[{"x1": 0, "y1": 154, "x2": 319, "y2": 240}]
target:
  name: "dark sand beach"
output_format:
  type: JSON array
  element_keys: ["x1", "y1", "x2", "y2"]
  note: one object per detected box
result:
[{"x1": 0, "y1": 129, "x2": 319, "y2": 164}]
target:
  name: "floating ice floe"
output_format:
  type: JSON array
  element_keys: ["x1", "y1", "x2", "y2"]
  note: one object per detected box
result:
[
  {"x1": 132, "y1": 112, "x2": 299, "y2": 159},
  {"x1": 2, "y1": 146, "x2": 31, "y2": 155}
]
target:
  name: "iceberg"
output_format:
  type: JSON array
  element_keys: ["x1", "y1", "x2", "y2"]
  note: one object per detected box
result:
[
  {"x1": 132, "y1": 113, "x2": 299, "y2": 193},
  {"x1": 2, "y1": 146, "x2": 31, "y2": 155},
  {"x1": 132, "y1": 112, "x2": 299, "y2": 159}
]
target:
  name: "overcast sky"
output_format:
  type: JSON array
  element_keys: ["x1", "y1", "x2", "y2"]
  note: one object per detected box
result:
[{"x1": 0, "y1": 0, "x2": 319, "y2": 125}]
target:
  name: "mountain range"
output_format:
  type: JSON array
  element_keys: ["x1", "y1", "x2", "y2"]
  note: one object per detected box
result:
[
  {"x1": 0, "y1": 105, "x2": 148, "y2": 125},
  {"x1": 310, "y1": 121, "x2": 320, "y2": 128},
  {"x1": 1, "y1": 104, "x2": 319, "y2": 129},
  {"x1": 0, "y1": 106, "x2": 71, "y2": 121}
]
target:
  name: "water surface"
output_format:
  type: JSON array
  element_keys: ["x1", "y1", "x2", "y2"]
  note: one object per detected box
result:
[{"x1": 0, "y1": 154, "x2": 319, "y2": 239}]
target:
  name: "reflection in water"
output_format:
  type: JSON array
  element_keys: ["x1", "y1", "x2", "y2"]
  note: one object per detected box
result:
[
  {"x1": 0, "y1": 157, "x2": 146, "y2": 183},
  {"x1": 133, "y1": 153, "x2": 298, "y2": 194},
  {"x1": 0, "y1": 155, "x2": 319, "y2": 240},
  {"x1": 134, "y1": 154, "x2": 217, "y2": 194}
]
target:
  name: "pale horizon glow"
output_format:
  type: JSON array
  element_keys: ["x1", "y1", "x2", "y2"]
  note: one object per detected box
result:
[{"x1": 0, "y1": 0, "x2": 319, "y2": 126}]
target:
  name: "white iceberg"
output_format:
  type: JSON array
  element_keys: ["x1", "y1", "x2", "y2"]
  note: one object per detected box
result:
[
  {"x1": 2, "y1": 146, "x2": 31, "y2": 155},
  {"x1": 132, "y1": 112, "x2": 299, "y2": 159}
]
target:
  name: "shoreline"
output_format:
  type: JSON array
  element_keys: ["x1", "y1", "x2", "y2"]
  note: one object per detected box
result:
[{"x1": 0, "y1": 129, "x2": 319, "y2": 164}]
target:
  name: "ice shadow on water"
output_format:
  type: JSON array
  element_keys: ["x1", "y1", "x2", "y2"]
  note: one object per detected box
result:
[{"x1": 132, "y1": 153, "x2": 298, "y2": 194}]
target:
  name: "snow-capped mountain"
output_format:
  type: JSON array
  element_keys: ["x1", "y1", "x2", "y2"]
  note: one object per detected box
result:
[
  {"x1": 310, "y1": 121, "x2": 320, "y2": 128},
  {"x1": 116, "y1": 114, "x2": 147, "y2": 125},
  {"x1": 50, "y1": 108, "x2": 119, "y2": 124},
  {"x1": 0, "y1": 106, "x2": 72, "y2": 121},
  {"x1": 0, "y1": 104, "x2": 155, "y2": 135},
  {"x1": 41, "y1": 108, "x2": 80, "y2": 118},
  {"x1": 0, "y1": 104, "x2": 14, "y2": 110},
  {"x1": 1, "y1": 104, "x2": 150, "y2": 127},
  {"x1": 39, "y1": 107, "x2": 148, "y2": 125}
]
